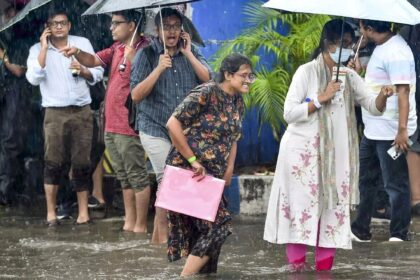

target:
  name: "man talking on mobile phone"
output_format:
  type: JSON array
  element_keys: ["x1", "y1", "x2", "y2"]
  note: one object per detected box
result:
[
  {"x1": 26, "y1": 10, "x2": 103, "y2": 227},
  {"x1": 130, "y1": 7, "x2": 212, "y2": 244}
]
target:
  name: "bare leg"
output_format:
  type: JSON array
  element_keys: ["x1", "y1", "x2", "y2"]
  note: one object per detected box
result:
[
  {"x1": 45, "y1": 184, "x2": 58, "y2": 221},
  {"x1": 407, "y1": 151, "x2": 420, "y2": 206},
  {"x1": 76, "y1": 190, "x2": 90, "y2": 223},
  {"x1": 151, "y1": 207, "x2": 168, "y2": 244},
  {"x1": 133, "y1": 186, "x2": 151, "y2": 233},
  {"x1": 181, "y1": 255, "x2": 210, "y2": 277},
  {"x1": 92, "y1": 158, "x2": 105, "y2": 204},
  {"x1": 122, "y1": 188, "x2": 136, "y2": 231}
]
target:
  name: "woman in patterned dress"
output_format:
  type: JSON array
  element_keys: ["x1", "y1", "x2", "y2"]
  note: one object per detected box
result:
[
  {"x1": 165, "y1": 54, "x2": 254, "y2": 276},
  {"x1": 263, "y1": 19, "x2": 393, "y2": 271}
]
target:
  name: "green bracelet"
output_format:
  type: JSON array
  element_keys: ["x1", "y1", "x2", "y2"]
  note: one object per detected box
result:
[{"x1": 187, "y1": 156, "x2": 197, "y2": 164}]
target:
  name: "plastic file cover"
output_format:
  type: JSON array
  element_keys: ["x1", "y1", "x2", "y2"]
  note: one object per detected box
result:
[{"x1": 155, "y1": 165, "x2": 225, "y2": 222}]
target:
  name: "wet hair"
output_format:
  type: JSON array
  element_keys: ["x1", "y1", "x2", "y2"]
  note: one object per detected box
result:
[
  {"x1": 154, "y1": 7, "x2": 183, "y2": 27},
  {"x1": 359, "y1": 19, "x2": 392, "y2": 34},
  {"x1": 311, "y1": 19, "x2": 355, "y2": 60},
  {"x1": 216, "y1": 54, "x2": 253, "y2": 83},
  {"x1": 112, "y1": 10, "x2": 141, "y2": 25},
  {"x1": 47, "y1": 9, "x2": 69, "y2": 21}
]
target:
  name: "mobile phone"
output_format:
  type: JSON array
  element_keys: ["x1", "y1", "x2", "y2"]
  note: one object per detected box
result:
[
  {"x1": 180, "y1": 29, "x2": 186, "y2": 49},
  {"x1": 387, "y1": 145, "x2": 401, "y2": 160},
  {"x1": 387, "y1": 139, "x2": 414, "y2": 160}
]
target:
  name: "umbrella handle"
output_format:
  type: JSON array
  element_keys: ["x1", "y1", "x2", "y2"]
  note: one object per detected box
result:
[
  {"x1": 335, "y1": 19, "x2": 346, "y2": 82},
  {"x1": 120, "y1": 15, "x2": 143, "y2": 72},
  {"x1": 159, "y1": 6, "x2": 167, "y2": 53}
]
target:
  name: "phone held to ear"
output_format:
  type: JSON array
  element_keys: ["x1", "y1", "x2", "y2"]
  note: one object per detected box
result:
[{"x1": 387, "y1": 139, "x2": 413, "y2": 160}]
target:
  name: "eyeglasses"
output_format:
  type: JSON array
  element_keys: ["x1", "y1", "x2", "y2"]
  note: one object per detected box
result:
[
  {"x1": 234, "y1": 72, "x2": 256, "y2": 83},
  {"x1": 48, "y1": 20, "x2": 69, "y2": 28},
  {"x1": 162, "y1": 24, "x2": 182, "y2": 32},
  {"x1": 110, "y1": 21, "x2": 127, "y2": 28}
]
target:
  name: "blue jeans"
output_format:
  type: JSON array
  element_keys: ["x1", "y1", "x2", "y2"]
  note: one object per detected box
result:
[{"x1": 351, "y1": 136, "x2": 411, "y2": 240}]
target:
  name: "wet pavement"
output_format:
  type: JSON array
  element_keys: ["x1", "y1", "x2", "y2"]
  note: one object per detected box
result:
[{"x1": 1, "y1": 207, "x2": 420, "y2": 280}]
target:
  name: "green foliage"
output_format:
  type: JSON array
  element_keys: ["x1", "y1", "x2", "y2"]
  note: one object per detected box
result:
[{"x1": 210, "y1": 0, "x2": 330, "y2": 137}]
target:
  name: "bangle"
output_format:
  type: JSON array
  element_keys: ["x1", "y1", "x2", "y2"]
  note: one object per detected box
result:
[
  {"x1": 187, "y1": 156, "x2": 197, "y2": 164},
  {"x1": 76, "y1": 48, "x2": 81, "y2": 55},
  {"x1": 313, "y1": 96, "x2": 322, "y2": 109}
]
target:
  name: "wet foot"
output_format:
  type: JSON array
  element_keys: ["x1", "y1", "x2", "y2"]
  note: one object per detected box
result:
[
  {"x1": 123, "y1": 224, "x2": 134, "y2": 232},
  {"x1": 76, "y1": 216, "x2": 90, "y2": 224},
  {"x1": 150, "y1": 238, "x2": 167, "y2": 244},
  {"x1": 133, "y1": 226, "x2": 147, "y2": 233}
]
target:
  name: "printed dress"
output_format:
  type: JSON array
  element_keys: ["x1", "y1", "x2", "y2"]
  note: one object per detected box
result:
[
  {"x1": 264, "y1": 61, "x2": 382, "y2": 249},
  {"x1": 166, "y1": 81, "x2": 244, "y2": 272}
]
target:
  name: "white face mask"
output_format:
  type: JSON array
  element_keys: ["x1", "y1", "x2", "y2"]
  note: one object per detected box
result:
[{"x1": 329, "y1": 48, "x2": 353, "y2": 64}]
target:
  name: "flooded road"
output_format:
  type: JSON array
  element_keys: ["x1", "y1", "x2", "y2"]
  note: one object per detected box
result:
[{"x1": 1, "y1": 208, "x2": 419, "y2": 279}]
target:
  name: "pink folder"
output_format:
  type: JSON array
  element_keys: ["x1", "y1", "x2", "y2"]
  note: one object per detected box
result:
[{"x1": 155, "y1": 165, "x2": 225, "y2": 222}]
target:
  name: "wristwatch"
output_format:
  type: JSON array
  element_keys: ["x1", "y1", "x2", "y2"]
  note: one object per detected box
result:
[{"x1": 3, "y1": 56, "x2": 9, "y2": 64}]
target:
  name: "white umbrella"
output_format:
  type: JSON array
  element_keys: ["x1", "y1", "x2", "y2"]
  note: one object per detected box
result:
[
  {"x1": 263, "y1": 0, "x2": 420, "y2": 80},
  {"x1": 263, "y1": 0, "x2": 420, "y2": 25}
]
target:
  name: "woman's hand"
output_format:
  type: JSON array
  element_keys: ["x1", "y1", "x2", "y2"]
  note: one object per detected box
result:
[
  {"x1": 318, "y1": 81, "x2": 342, "y2": 104},
  {"x1": 191, "y1": 161, "x2": 206, "y2": 181},
  {"x1": 380, "y1": 85, "x2": 394, "y2": 98}
]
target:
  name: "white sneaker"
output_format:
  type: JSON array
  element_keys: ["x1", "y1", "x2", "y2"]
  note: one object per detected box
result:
[
  {"x1": 389, "y1": 237, "x2": 404, "y2": 242},
  {"x1": 351, "y1": 231, "x2": 371, "y2": 242}
]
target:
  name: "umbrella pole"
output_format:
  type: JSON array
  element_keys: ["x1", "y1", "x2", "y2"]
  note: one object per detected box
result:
[
  {"x1": 335, "y1": 18, "x2": 346, "y2": 82},
  {"x1": 119, "y1": 19, "x2": 142, "y2": 72},
  {"x1": 159, "y1": 6, "x2": 167, "y2": 53}
]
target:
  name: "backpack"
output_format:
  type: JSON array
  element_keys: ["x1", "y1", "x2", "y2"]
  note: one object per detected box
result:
[{"x1": 125, "y1": 46, "x2": 155, "y2": 131}]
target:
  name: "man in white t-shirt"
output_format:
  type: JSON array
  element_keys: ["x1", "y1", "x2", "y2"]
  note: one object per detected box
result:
[{"x1": 351, "y1": 19, "x2": 417, "y2": 242}]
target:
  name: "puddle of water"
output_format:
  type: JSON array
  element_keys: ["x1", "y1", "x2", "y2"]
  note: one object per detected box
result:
[{"x1": 0, "y1": 209, "x2": 419, "y2": 279}]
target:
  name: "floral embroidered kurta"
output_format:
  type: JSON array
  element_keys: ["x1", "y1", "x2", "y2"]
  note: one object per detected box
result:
[
  {"x1": 264, "y1": 61, "x2": 382, "y2": 249},
  {"x1": 166, "y1": 81, "x2": 244, "y2": 262}
]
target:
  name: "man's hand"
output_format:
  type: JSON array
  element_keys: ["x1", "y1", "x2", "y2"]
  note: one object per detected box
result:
[
  {"x1": 347, "y1": 57, "x2": 362, "y2": 74},
  {"x1": 124, "y1": 45, "x2": 137, "y2": 62},
  {"x1": 179, "y1": 31, "x2": 192, "y2": 55},
  {"x1": 70, "y1": 59, "x2": 81, "y2": 71},
  {"x1": 157, "y1": 52, "x2": 172, "y2": 72},
  {"x1": 40, "y1": 27, "x2": 51, "y2": 49},
  {"x1": 60, "y1": 46, "x2": 78, "y2": 58},
  {"x1": 394, "y1": 128, "x2": 409, "y2": 153}
]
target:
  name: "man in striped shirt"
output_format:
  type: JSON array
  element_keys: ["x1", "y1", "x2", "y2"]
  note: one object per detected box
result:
[{"x1": 131, "y1": 8, "x2": 212, "y2": 244}]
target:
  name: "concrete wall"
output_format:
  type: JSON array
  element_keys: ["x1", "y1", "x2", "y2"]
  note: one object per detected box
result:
[{"x1": 225, "y1": 175, "x2": 273, "y2": 215}]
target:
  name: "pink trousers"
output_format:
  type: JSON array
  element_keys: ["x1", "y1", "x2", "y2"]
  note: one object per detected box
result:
[
  {"x1": 285, "y1": 221, "x2": 336, "y2": 271},
  {"x1": 286, "y1": 243, "x2": 336, "y2": 271}
]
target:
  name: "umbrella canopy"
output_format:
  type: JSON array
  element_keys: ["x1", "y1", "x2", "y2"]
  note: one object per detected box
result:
[
  {"x1": 409, "y1": 0, "x2": 420, "y2": 9},
  {"x1": 82, "y1": 0, "x2": 204, "y2": 47},
  {"x1": 0, "y1": 0, "x2": 113, "y2": 51},
  {"x1": 263, "y1": 0, "x2": 420, "y2": 25},
  {"x1": 82, "y1": 0, "x2": 200, "y2": 15}
]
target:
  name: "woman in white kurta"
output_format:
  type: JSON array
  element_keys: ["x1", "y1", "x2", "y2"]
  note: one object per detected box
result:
[{"x1": 264, "y1": 19, "x2": 392, "y2": 271}]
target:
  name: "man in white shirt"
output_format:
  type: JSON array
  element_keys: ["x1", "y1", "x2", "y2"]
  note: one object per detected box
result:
[
  {"x1": 351, "y1": 19, "x2": 417, "y2": 242},
  {"x1": 26, "y1": 10, "x2": 103, "y2": 226}
]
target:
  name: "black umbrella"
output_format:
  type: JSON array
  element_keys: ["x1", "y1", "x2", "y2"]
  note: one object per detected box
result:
[
  {"x1": 0, "y1": 0, "x2": 113, "y2": 52},
  {"x1": 82, "y1": 0, "x2": 203, "y2": 53}
]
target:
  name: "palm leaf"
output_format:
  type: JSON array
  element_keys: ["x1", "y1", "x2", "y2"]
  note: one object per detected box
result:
[{"x1": 210, "y1": 1, "x2": 329, "y2": 138}]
